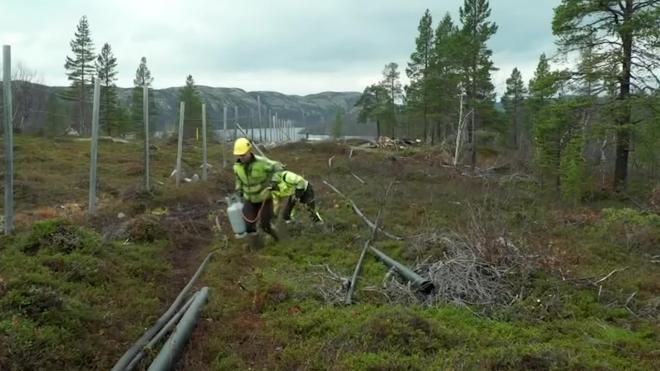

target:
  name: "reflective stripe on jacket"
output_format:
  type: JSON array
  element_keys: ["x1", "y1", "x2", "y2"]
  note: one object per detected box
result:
[
  {"x1": 271, "y1": 170, "x2": 308, "y2": 199},
  {"x1": 233, "y1": 155, "x2": 283, "y2": 202}
]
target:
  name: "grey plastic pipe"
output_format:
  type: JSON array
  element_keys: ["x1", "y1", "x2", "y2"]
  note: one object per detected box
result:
[
  {"x1": 368, "y1": 246, "x2": 435, "y2": 294},
  {"x1": 147, "y1": 287, "x2": 210, "y2": 371},
  {"x1": 111, "y1": 251, "x2": 215, "y2": 371},
  {"x1": 125, "y1": 292, "x2": 199, "y2": 370}
]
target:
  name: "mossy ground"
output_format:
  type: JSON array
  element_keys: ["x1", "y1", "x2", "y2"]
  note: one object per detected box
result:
[{"x1": 0, "y1": 135, "x2": 658, "y2": 370}]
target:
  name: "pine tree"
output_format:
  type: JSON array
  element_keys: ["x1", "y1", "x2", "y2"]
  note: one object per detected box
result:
[
  {"x1": 533, "y1": 99, "x2": 586, "y2": 194},
  {"x1": 571, "y1": 42, "x2": 605, "y2": 189},
  {"x1": 113, "y1": 104, "x2": 132, "y2": 137},
  {"x1": 44, "y1": 93, "x2": 70, "y2": 137},
  {"x1": 96, "y1": 43, "x2": 119, "y2": 136},
  {"x1": 406, "y1": 9, "x2": 434, "y2": 142},
  {"x1": 379, "y1": 63, "x2": 402, "y2": 137},
  {"x1": 64, "y1": 15, "x2": 96, "y2": 134},
  {"x1": 527, "y1": 53, "x2": 562, "y2": 138},
  {"x1": 458, "y1": 0, "x2": 498, "y2": 169},
  {"x1": 559, "y1": 132, "x2": 585, "y2": 204},
  {"x1": 131, "y1": 57, "x2": 157, "y2": 136},
  {"x1": 527, "y1": 54, "x2": 582, "y2": 192},
  {"x1": 331, "y1": 109, "x2": 344, "y2": 139},
  {"x1": 501, "y1": 68, "x2": 527, "y2": 148},
  {"x1": 553, "y1": 0, "x2": 660, "y2": 190},
  {"x1": 528, "y1": 54, "x2": 559, "y2": 186},
  {"x1": 179, "y1": 74, "x2": 203, "y2": 139},
  {"x1": 528, "y1": 54, "x2": 559, "y2": 110},
  {"x1": 429, "y1": 12, "x2": 462, "y2": 143},
  {"x1": 355, "y1": 84, "x2": 390, "y2": 140},
  {"x1": 574, "y1": 40, "x2": 604, "y2": 98}
]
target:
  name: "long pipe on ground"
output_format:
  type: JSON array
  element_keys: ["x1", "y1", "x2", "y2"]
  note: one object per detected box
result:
[
  {"x1": 111, "y1": 251, "x2": 215, "y2": 371},
  {"x1": 147, "y1": 287, "x2": 210, "y2": 371},
  {"x1": 368, "y1": 246, "x2": 435, "y2": 294},
  {"x1": 125, "y1": 292, "x2": 199, "y2": 370}
]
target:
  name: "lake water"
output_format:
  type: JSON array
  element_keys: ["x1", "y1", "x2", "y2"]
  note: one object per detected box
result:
[{"x1": 212, "y1": 128, "x2": 375, "y2": 143}]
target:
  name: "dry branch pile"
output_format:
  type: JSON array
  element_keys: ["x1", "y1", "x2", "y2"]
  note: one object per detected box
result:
[
  {"x1": 367, "y1": 136, "x2": 422, "y2": 150},
  {"x1": 312, "y1": 229, "x2": 533, "y2": 309},
  {"x1": 311, "y1": 264, "x2": 351, "y2": 305},
  {"x1": 392, "y1": 231, "x2": 530, "y2": 308}
]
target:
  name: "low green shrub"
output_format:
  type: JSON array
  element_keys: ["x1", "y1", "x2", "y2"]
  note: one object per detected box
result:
[
  {"x1": 598, "y1": 208, "x2": 660, "y2": 251},
  {"x1": 18, "y1": 219, "x2": 99, "y2": 255}
]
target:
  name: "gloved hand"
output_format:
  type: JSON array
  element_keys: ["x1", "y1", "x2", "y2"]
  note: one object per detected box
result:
[
  {"x1": 294, "y1": 188, "x2": 305, "y2": 200},
  {"x1": 259, "y1": 187, "x2": 272, "y2": 200},
  {"x1": 233, "y1": 191, "x2": 244, "y2": 202}
]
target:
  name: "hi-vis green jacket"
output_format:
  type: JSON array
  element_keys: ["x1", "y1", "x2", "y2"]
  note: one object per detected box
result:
[
  {"x1": 271, "y1": 170, "x2": 308, "y2": 199},
  {"x1": 233, "y1": 155, "x2": 284, "y2": 203}
]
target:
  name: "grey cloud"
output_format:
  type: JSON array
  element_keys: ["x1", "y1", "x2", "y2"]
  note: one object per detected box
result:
[{"x1": 1, "y1": 0, "x2": 561, "y2": 95}]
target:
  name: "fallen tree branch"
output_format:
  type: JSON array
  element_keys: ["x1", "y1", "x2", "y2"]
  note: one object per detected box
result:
[
  {"x1": 594, "y1": 267, "x2": 628, "y2": 285},
  {"x1": 214, "y1": 216, "x2": 222, "y2": 232},
  {"x1": 309, "y1": 263, "x2": 350, "y2": 305},
  {"x1": 345, "y1": 181, "x2": 393, "y2": 305},
  {"x1": 322, "y1": 180, "x2": 402, "y2": 240},
  {"x1": 351, "y1": 173, "x2": 366, "y2": 184},
  {"x1": 345, "y1": 240, "x2": 370, "y2": 305}
]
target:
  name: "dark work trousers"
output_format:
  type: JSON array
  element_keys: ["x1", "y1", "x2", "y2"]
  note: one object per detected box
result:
[
  {"x1": 243, "y1": 198, "x2": 277, "y2": 240},
  {"x1": 280, "y1": 183, "x2": 320, "y2": 222}
]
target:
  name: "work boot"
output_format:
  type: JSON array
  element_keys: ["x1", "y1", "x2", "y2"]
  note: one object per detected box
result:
[
  {"x1": 267, "y1": 226, "x2": 280, "y2": 242},
  {"x1": 262, "y1": 223, "x2": 280, "y2": 242},
  {"x1": 275, "y1": 219, "x2": 291, "y2": 240},
  {"x1": 311, "y1": 211, "x2": 324, "y2": 224},
  {"x1": 247, "y1": 232, "x2": 263, "y2": 251}
]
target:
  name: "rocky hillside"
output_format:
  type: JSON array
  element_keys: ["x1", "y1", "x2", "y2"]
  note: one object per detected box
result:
[
  {"x1": 1, "y1": 82, "x2": 361, "y2": 134},
  {"x1": 117, "y1": 86, "x2": 361, "y2": 132}
]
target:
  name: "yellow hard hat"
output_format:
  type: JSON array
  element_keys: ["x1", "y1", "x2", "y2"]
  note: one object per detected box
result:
[{"x1": 233, "y1": 137, "x2": 252, "y2": 155}]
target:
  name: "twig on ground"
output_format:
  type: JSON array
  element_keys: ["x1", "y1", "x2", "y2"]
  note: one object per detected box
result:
[
  {"x1": 214, "y1": 216, "x2": 222, "y2": 232},
  {"x1": 187, "y1": 216, "x2": 201, "y2": 235},
  {"x1": 594, "y1": 267, "x2": 628, "y2": 285},
  {"x1": 351, "y1": 173, "x2": 366, "y2": 184},
  {"x1": 310, "y1": 263, "x2": 350, "y2": 305}
]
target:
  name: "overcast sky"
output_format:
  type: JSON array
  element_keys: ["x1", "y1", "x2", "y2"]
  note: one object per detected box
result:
[{"x1": 0, "y1": 0, "x2": 560, "y2": 97}]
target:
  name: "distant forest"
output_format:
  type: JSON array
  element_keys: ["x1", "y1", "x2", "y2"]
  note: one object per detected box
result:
[{"x1": 352, "y1": 0, "x2": 659, "y2": 198}]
